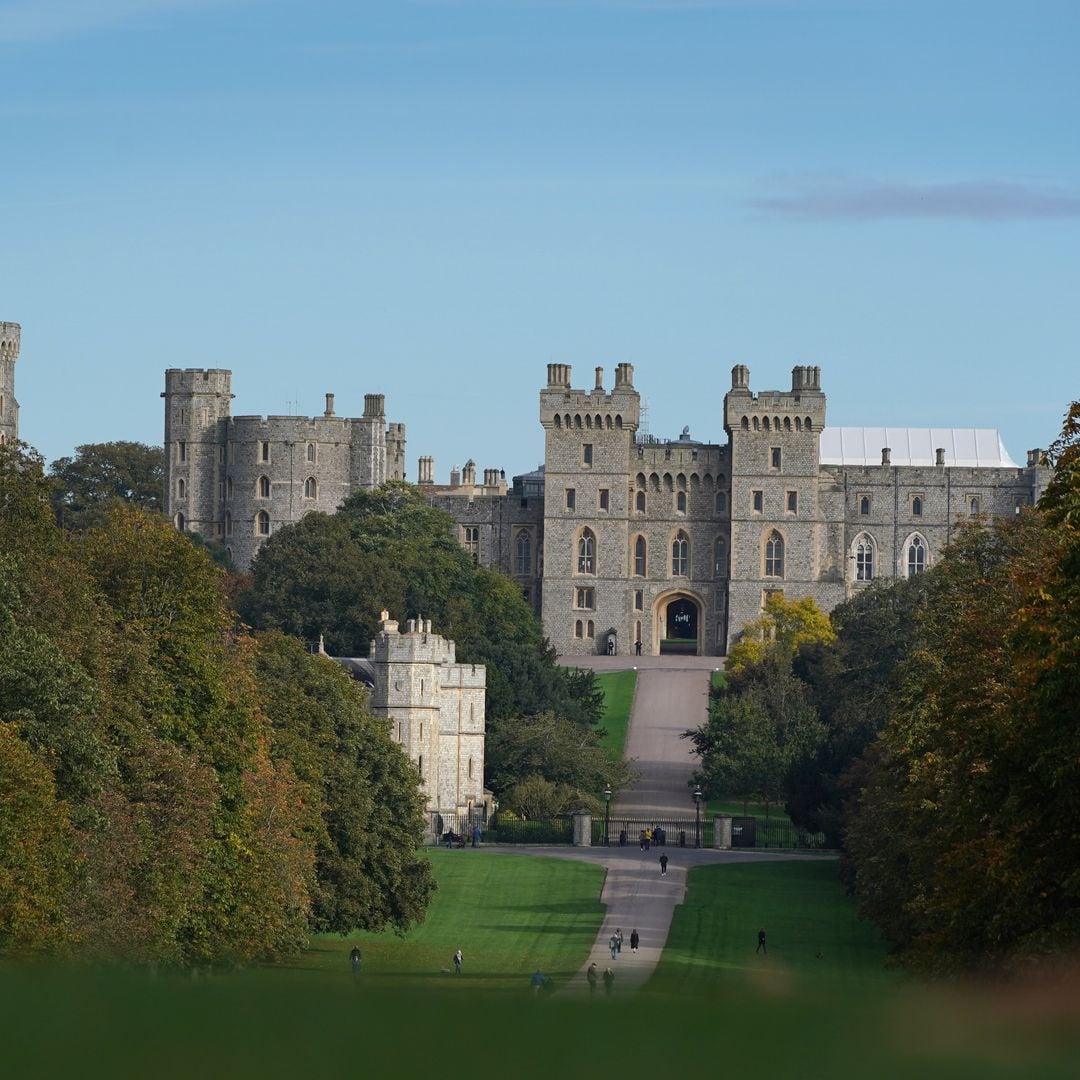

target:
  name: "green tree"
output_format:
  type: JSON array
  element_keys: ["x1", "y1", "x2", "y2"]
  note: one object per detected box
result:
[
  {"x1": 48, "y1": 441, "x2": 164, "y2": 530},
  {"x1": 726, "y1": 593, "x2": 836, "y2": 677}
]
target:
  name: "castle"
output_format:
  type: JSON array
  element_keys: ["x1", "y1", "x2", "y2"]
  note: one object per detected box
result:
[
  {"x1": 0, "y1": 322, "x2": 19, "y2": 447},
  {"x1": 330, "y1": 613, "x2": 487, "y2": 822},
  {"x1": 161, "y1": 368, "x2": 407, "y2": 570}
]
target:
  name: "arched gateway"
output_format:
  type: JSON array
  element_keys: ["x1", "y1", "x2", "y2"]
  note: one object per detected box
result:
[{"x1": 654, "y1": 591, "x2": 702, "y2": 656}]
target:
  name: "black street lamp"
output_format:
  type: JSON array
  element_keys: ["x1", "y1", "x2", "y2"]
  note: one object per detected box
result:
[
  {"x1": 693, "y1": 787, "x2": 703, "y2": 849},
  {"x1": 604, "y1": 785, "x2": 612, "y2": 846}
]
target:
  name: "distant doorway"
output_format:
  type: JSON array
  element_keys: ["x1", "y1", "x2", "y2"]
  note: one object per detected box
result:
[{"x1": 658, "y1": 594, "x2": 700, "y2": 655}]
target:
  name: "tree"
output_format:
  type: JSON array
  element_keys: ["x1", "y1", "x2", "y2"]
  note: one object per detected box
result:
[
  {"x1": 48, "y1": 441, "x2": 164, "y2": 530},
  {"x1": 726, "y1": 593, "x2": 836, "y2": 677}
]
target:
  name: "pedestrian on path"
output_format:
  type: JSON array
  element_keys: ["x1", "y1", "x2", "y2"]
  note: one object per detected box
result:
[
  {"x1": 349, "y1": 946, "x2": 362, "y2": 978},
  {"x1": 615, "y1": 928, "x2": 623, "y2": 954},
  {"x1": 609, "y1": 933, "x2": 618, "y2": 960},
  {"x1": 644, "y1": 827, "x2": 652, "y2": 851},
  {"x1": 587, "y1": 962, "x2": 598, "y2": 994},
  {"x1": 630, "y1": 929, "x2": 639, "y2": 953},
  {"x1": 639, "y1": 829, "x2": 646, "y2": 851},
  {"x1": 659, "y1": 854, "x2": 668, "y2": 876},
  {"x1": 454, "y1": 948, "x2": 463, "y2": 973},
  {"x1": 471, "y1": 824, "x2": 481, "y2": 848},
  {"x1": 756, "y1": 928, "x2": 767, "y2": 954},
  {"x1": 603, "y1": 967, "x2": 615, "y2": 995}
]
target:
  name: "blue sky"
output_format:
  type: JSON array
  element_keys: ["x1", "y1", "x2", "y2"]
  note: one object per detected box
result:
[{"x1": 3, "y1": 0, "x2": 1077, "y2": 478}]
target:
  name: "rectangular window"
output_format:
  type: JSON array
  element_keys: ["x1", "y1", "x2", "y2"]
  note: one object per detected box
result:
[
  {"x1": 582, "y1": 443, "x2": 593, "y2": 466},
  {"x1": 786, "y1": 490, "x2": 798, "y2": 513},
  {"x1": 463, "y1": 526, "x2": 479, "y2": 563},
  {"x1": 752, "y1": 490, "x2": 763, "y2": 513},
  {"x1": 598, "y1": 488, "x2": 609, "y2": 511},
  {"x1": 771, "y1": 447, "x2": 782, "y2": 469},
  {"x1": 260, "y1": 441, "x2": 270, "y2": 462},
  {"x1": 218, "y1": 446, "x2": 225, "y2": 463},
  {"x1": 575, "y1": 587, "x2": 595, "y2": 610},
  {"x1": 859, "y1": 494, "x2": 871, "y2": 515},
  {"x1": 177, "y1": 441, "x2": 186, "y2": 463},
  {"x1": 634, "y1": 589, "x2": 643, "y2": 611},
  {"x1": 565, "y1": 488, "x2": 576, "y2": 510}
]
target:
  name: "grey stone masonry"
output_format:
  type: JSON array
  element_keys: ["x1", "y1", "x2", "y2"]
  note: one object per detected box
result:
[
  {"x1": 366, "y1": 613, "x2": 486, "y2": 818},
  {"x1": 0, "y1": 321, "x2": 20, "y2": 447},
  {"x1": 162, "y1": 369, "x2": 406, "y2": 569}
]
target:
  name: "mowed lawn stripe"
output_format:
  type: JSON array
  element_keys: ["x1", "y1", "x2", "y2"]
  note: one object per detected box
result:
[
  {"x1": 594, "y1": 669, "x2": 636, "y2": 761},
  {"x1": 650, "y1": 860, "x2": 894, "y2": 992},
  {"x1": 282, "y1": 851, "x2": 605, "y2": 991}
]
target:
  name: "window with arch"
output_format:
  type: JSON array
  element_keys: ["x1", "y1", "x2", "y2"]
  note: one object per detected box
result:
[
  {"x1": 633, "y1": 535, "x2": 647, "y2": 577},
  {"x1": 586, "y1": 620, "x2": 594, "y2": 638},
  {"x1": 258, "y1": 475, "x2": 271, "y2": 498},
  {"x1": 174, "y1": 512, "x2": 185, "y2": 533},
  {"x1": 912, "y1": 495, "x2": 923, "y2": 517},
  {"x1": 260, "y1": 441, "x2": 270, "y2": 462},
  {"x1": 764, "y1": 531, "x2": 784, "y2": 578},
  {"x1": 636, "y1": 491, "x2": 646, "y2": 513},
  {"x1": 224, "y1": 511, "x2": 232, "y2": 536},
  {"x1": 714, "y1": 536, "x2": 727, "y2": 577},
  {"x1": 854, "y1": 534, "x2": 874, "y2": 581},
  {"x1": 306, "y1": 442, "x2": 316, "y2": 463},
  {"x1": 715, "y1": 491, "x2": 727, "y2": 513},
  {"x1": 907, "y1": 536, "x2": 926, "y2": 576},
  {"x1": 859, "y1": 495, "x2": 870, "y2": 516},
  {"x1": 671, "y1": 531, "x2": 689, "y2": 576},
  {"x1": 256, "y1": 510, "x2": 270, "y2": 536},
  {"x1": 676, "y1": 490, "x2": 687, "y2": 513},
  {"x1": 577, "y1": 528, "x2": 596, "y2": 574},
  {"x1": 177, "y1": 477, "x2": 186, "y2": 499},
  {"x1": 969, "y1": 496, "x2": 980, "y2": 515},
  {"x1": 575, "y1": 620, "x2": 584, "y2": 639},
  {"x1": 741, "y1": 416, "x2": 749, "y2": 430},
  {"x1": 515, "y1": 529, "x2": 531, "y2": 575},
  {"x1": 304, "y1": 476, "x2": 317, "y2": 498},
  {"x1": 226, "y1": 476, "x2": 233, "y2": 499}
]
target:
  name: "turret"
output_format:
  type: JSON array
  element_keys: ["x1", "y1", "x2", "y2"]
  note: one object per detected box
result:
[{"x1": 0, "y1": 321, "x2": 21, "y2": 446}]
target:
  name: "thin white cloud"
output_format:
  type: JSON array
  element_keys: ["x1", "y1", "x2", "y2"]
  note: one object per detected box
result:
[
  {"x1": 752, "y1": 179, "x2": 1080, "y2": 222},
  {"x1": 0, "y1": 0, "x2": 236, "y2": 43}
]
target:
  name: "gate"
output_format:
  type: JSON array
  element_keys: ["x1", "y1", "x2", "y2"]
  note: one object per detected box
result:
[{"x1": 592, "y1": 816, "x2": 707, "y2": 849}]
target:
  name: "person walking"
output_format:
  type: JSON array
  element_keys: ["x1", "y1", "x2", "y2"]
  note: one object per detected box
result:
[
  {"x1": 639, "y1": 829, "x2": 646, "y2": 851},
  {"x1": 587, "y1": 962, "x2": 598, "y2": 994},
  {"x1": 659, "y1": 853, "x2": 668, "y2": 876},
  {"x1": 644, "y1": 827, "x2": 652, "y2": 851},
  {"x1": 471, "y1": 824, "x2": 481, "y2": 848},
  {"x1": 614, "y1": 928, "x2": 623, "y2": 954},
  {"x1": 629, "y1": 929, "x2": 639, "y2": 953},
  {"x1": 531, "y1": 969, "x2": 546, "y2": 995},
  {"x1": 349, "y1": 946, "x2": 362, "y2": 978},
  {"x1": 609, "y1": 933, "x2": 618, "y2": 960},
  {"x1": 603, "y1": 967, "x2": 615, "y2": 995},
  {"x1": 454, "y1": 948, "x2": 463, "y2": 974},
  {"x1": 756, "y1": 928, "x2": 767, "y2": 954}
]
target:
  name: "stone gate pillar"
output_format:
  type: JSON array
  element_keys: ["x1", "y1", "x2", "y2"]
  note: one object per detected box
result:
[
  {"x1": 572, "y1": 812, "x2": 592, "y2": 847},
  {"x1": 714, "y1": 814, "x2": 732, "y2": 850}
]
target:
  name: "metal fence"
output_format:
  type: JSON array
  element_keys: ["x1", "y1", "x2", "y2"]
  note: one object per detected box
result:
[
  {"x1": 593, "y1": 817, "x2": 707, "y2": 849},
  {"x1": 730, "y1": 815, "x2": 828, "y2": 850},
  {"x1": 485, "y1": 814, "x2": 575, "y2": 845}
]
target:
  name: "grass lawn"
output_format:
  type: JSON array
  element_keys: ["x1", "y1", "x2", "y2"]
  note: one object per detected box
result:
[
  {"x1": 266, "y1": 849, "x2": 605, "y2": 993},
  {"x1": 594, "y1": 669, "x2": 636, "y2": 760},
  {"x1": 649, "y1": 859, "x2": 894, "y2": 994},
  {"x1": 706, "y1": 798, "x2": 798, "y2": 830},
  {"x1": 710, "y1": 669, "x2": 728, "y2": 691}
]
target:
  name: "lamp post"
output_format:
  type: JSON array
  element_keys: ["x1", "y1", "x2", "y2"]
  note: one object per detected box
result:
[
  {"x1": 693, "y1": 787, "x2": 703, "y2": 849},
  {"x1": 604, "y1": 785, "x2": 612, "y2": 846}
]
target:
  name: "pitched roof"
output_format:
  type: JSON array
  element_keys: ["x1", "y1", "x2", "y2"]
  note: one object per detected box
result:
[{"x1": 819, "y1": 427, "x2": 1020, "y2": 468}]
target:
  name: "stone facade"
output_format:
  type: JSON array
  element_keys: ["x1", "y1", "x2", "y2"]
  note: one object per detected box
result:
[
  {"x1": 439, "y1": 363, "x2": 1050, "y2": 656},
  {"x1": 162, "y1": 369, "x2": 406, "y2": 569},
  {"x1": 358, "y1": 613, "x2": 486, "y2": 818},
  {"x1": 0, "y1": 321, "x2": 20, "y2": 447}
]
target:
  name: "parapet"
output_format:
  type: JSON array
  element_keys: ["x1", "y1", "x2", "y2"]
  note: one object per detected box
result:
[{"x1": 164, "y1": 368, "x2": 234, "y2": 394}]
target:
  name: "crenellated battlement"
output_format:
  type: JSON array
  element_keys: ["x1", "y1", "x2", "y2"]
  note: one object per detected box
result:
[
  {"x1": 540, "y1": 363, "x2": 640, "y2": 432},
  {"x1": 0, "y1": 321, "x2": 21, "y2": 362},
  {"x1": 724, "y1": 364, "x2": 827, "y2": 435}
]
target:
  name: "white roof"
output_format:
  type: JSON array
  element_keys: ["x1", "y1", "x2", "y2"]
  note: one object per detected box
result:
[{"x1": 819, "y1": 427, "x2": 1019, "y2": 468}]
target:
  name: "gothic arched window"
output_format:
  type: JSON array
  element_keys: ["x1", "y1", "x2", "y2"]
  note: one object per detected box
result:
[
  {"x1": 258, "y1": 475, "x2": 270, "y2": 498},
  {"x1": 907, "y1": 535, "x2": 926, "y2": 576},
  {"x1": 515, "y1": 529, "x2": 531, "y2": 575},
  {"x1": 306, "y1": 442, "x2": 316, "y2": 463},
  {"x1": 256, "y1": 510, "x2": 270, "y2": 536},
  {"x1": 577, "y1": 528, "x2": 596, "y2": 575},
  {"x1": 765, "y1": 531, "x2": 784, "y2": 578},
  {"x1": 304, "y1": 476, "x2": 317, "y2": 498},
  {"x1": 714, "y1": 536, "x2": 727, "y2": 577},
  {"x1": 634, "y1": 535, "x2": 647, "y2": 577},
  {"x1": 855, "y1": 534, "x2": 874, "y2": 581},
  {"x1": 636, "y1": 491, "x2": 646, "y2": 513},
  {"x1": 671, "y1": 531, "x2": 689, "y2": 577},
  {"x1": 676, "y1": 491, "x2": 687, "y2": 513}
]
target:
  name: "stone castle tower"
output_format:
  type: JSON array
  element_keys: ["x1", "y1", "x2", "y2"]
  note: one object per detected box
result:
[
  {"x1": 365, "y1": 613, "x2": 486, "y2": 820},
  {"x1": 0, "y1": 321, "x2": 20, "y2": 447},
  {"x1": 163, "y1": 369, "x2": 406, "y2": 569}
]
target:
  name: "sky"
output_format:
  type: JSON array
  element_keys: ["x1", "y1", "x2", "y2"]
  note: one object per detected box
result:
[{"x1": 3, "y1": 0, "x2": 1078, "y2": 479}]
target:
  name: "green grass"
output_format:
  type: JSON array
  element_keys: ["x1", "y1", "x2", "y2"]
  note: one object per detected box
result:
[
  {"x1": 707, "y1": 798, "x2": 798, "y2": 830},
  {"x1": 267, "y1": 850, "x2": 605, "y2": 993},
  {"x1": 710, "y1": 669, "x2": 728, "y2": 691},
  {"x1": 594, "y1": 669, "x2": 636, "y2": 760},
  {"x1": 650, "y1": 859, "x2": 894, "y2": 994}
]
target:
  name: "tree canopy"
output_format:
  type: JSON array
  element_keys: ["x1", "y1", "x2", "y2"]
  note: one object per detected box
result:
[{"x1": 48, "y1": 441, "x2": 164, "y2": 530}]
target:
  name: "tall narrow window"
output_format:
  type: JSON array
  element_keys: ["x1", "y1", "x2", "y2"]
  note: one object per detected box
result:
[
  {"x1": 515, "y1": 529, "x2": 531, "y2": 575},
  {"x1": 676, "y1": 491, "x2": 687, "y2": 513},
  {"x1": 771, "y1": 447, "x2": 782, "y2": 469},
  {"x1": 636, "y1": 491, "x2": 646, "y2": 513},
  {"x1": 177, "y1": 478, "x2": 186, "y2": 499},
  {"x1": 582, "y1": 443, "x2": 593, "y2": 465},
  {"x1": 586, "y1": 620, "x2": 594, "y2": 638},
  {"x1": 224, "y1": 511, "x2": 232, "y2": 536},
  {"x1": 463, "y1": 526, "x2": 479, "y2": 562},
  {"x1": 714, "y1": 536, "x2": 727, "y2": 577},
  {"x1": 908, "y1": 536, "x2": 926, "y2": 576},
  {"x1": 969, "y1": 497, "x2": 980, "y2": 515},
  {"x1": 256, "y1": 510, "x2": 270, "y2": 536},
  {"x1": 715, "y1": 491, "x2": 727, "y2": 513},
  {"x1": 599, "y1": 489, "x2": 609, "y2": 510},
  {"x1": 577, "y1": 528, "x2": 596, "y2": 574},
  {"x1": 304, "y1": 477, "x2": 317, "y2": 498},
  {"x1": 672, "y1": 531, "x2": 689, "y2": 577},
  {"x1": 786, "y1": 491, "x2": 798, "y2": 514},
  {"x1": 177, "y1": 441, "x2": 186, "y2": 463},
  {"x1": 260, "y1": 441, "x2": 270, "y2": 462},
  {"x1": 306, "y1": 442, "x2": 316, "y2": 463},
  {"x1": 258, "y1": 476, "x2": 271, "y2": 498},
  {"x1": 765, "y1": 531, "x2": 784, "y2": 578},
  {"x1": 855, "y1": 535, "x2": 874, "y2": 581},
  {"x1": 565, "y1": 488, "x2": 576, "y2": 510},
  {"x1": 912, "y1": 495, "x2": 923, "y2": 517},
  {"x1": 634, "y1": 535, "x2": 647, "y2": 577},
  {"x1": 174, "y1": 512, "x2": 185, "y2": 532},
  {"x1": 634, "y1": 590, "x2": 643, "y2": 611},
  {"x1": 859, "y1": 495, "x2": 870, "y2": 516},
  {"x1": 575, "y1": 620, "x2": 583, "y2": 638},
  {"x1": 752, "y1": 490, "x2": 763, "y2": 513},
  {"x1": 226, "y1": 477, "x2": 233, "y2": 499}
]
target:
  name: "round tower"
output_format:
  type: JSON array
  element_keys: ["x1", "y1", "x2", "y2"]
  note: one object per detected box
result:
[{"x1": 0, "y1": 321, "x2": 21, "y2": 447}]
